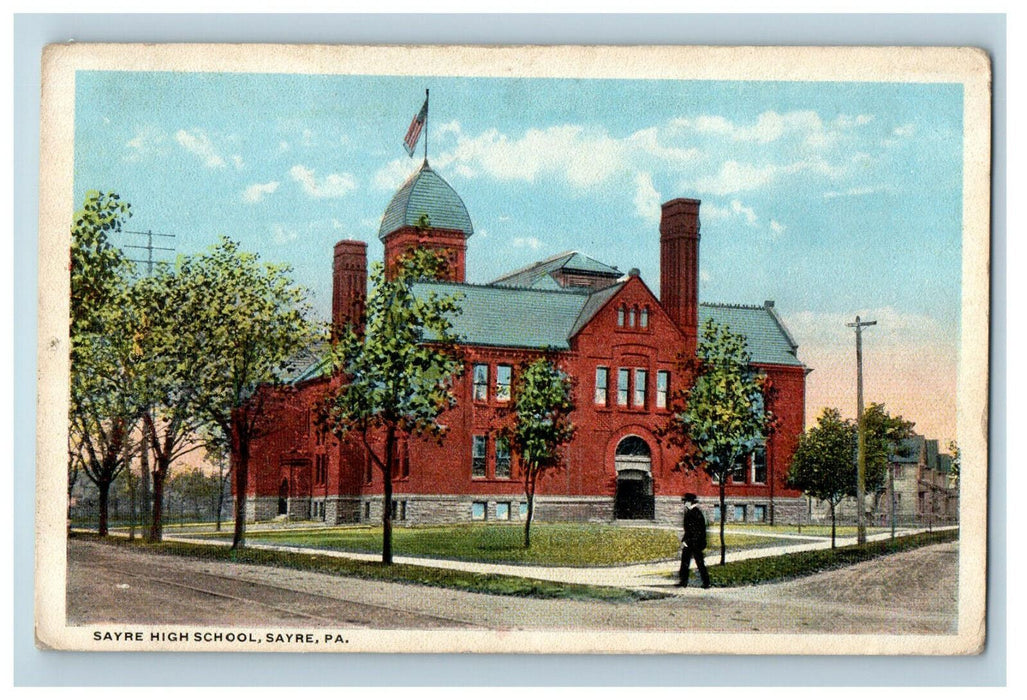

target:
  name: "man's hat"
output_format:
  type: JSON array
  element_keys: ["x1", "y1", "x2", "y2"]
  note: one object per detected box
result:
[{"x1": 682, "y1": 493, "x2": 698, "y2": 503}]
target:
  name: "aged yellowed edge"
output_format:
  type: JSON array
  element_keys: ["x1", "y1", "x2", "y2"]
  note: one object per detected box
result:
[{"x1": 35, "y1": 43, "x2": 992, "y2": 654}]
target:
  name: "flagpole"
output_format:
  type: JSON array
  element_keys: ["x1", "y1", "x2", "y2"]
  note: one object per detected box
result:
[{"x1": 424, "y1": 88, "x2": 429, "y2": 164}]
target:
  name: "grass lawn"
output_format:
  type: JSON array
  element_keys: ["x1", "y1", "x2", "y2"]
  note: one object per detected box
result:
[
  {"x1": 724, "y1": 524, "x2": 893, "y2": 538},
  {"x1": 208, "y1": 523, "x2": 791, "y2": 566}
]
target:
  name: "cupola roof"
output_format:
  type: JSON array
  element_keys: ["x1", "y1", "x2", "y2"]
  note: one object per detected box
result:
[{"x1": 378, "y1": 160, "x2": 474, "y2": 240}]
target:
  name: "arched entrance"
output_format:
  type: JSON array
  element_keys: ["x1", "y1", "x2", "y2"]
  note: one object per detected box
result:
[
  {"x1": 614, "y1": 436, "x2": 654, "y2": 520},
  {"x1": 277, "y1": 478, "x2": 289, "y2": 516}
]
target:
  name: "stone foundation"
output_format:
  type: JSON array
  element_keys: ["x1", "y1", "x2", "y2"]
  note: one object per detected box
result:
[{"x1": 241, "y1": 493, "x2": 809, "y2": 526}]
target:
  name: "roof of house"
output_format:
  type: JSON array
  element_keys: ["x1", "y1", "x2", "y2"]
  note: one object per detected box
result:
[
  {"x1": 379, "y1": 161, "x2": 474, "y2": 240},
  {"x1": 699, "y1": 303, "x2": 804, "y2": 367},
  {"x1": 890, "y1": 435, "x2": 926, "y2": 464},
  {"x1": 491, "y1": 250, "x2": 621, "y2": 289},
  {"x1": 410, "y1": 280, "x2": 804, "y2": 366}
]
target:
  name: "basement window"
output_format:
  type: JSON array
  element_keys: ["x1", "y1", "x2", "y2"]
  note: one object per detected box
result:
[{"x1": 471, "y1": 502, "x2": 487, "y2": 520}]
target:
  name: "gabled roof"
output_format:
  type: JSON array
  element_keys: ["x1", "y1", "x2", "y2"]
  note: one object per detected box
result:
[
  {"x1": 379, "y1": 161, "x2": 473, "y2": 240},
  {"x1": 491, "y1": 250, "x2": 621, "y2": 289},
  {"x1": 699, "y1": 303, "x2": 804, "y2": 367},
  {"x1": 412, "y1": 281, "x2": 593, "y2": 350},
  {"x1": 280, "y1": 341, "x2": 331, "y2": 384}
]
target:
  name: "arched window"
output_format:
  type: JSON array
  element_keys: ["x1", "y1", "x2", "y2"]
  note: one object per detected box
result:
[
  {"x1": 617, "y1": 306, "x2": 625, "y2": 326},
  {"x1": 628, "y1": 307, "x2": 636, "y2": 327},
  {"x1": 640, "y1": 307, "x2": 649, "y2": 328}
]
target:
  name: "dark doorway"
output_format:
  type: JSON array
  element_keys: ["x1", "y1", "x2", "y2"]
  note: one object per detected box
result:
[
  {"x1": 616, "y1": 471, "x2": 655, "y2": 519},
  {"x1": 278, "y1": 478, "x2": 289, "y2": 516},
  {"x1": 614, "y1": 436, "x2": 654, "y2": 519}
]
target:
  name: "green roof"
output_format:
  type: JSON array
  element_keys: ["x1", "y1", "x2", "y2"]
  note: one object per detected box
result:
[
  {"x1": 491, "y1": 250, "x2": 621, "y2": 289},
  {"x1": 413, "y1": 281, "x2": 596, "y2": 350},
  {"x1": 699, "y1": 303, "x2": 804, "y2": 367},
  {"x1": 379, "y1": 161, "x2": 473, "y2": 240}
]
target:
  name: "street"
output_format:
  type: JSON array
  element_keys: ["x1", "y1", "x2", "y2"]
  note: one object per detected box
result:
[{"x1": 66, "y1": 538, "x2": 958, "y2": 634}]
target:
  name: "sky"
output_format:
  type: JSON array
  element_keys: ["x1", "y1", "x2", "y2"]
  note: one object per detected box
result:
[{"x1": 72, "y1": 71, "x2": 964, "y2": 446}]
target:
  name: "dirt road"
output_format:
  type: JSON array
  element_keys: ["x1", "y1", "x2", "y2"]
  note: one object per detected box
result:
[{"x1": 65, "y1": 538, "x2": 957, "y2": 634}]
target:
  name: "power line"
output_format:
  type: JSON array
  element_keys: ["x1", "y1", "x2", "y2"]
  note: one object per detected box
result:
[{"x1": 116, "y1": 229, "x2": 176, "y2": 275}]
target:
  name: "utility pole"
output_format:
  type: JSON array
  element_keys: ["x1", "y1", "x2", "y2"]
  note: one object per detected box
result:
[
  {"x1": 847, "y1": 315, "x2": 876, "y2": 545},
  {"x1": 114, "y1": 229, "x2": 175, "y2": 537}
]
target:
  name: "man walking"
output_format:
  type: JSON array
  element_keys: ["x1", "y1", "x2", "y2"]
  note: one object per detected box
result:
[{"x1": 679, "y1": 493, "x2": 711, "y2": 588}]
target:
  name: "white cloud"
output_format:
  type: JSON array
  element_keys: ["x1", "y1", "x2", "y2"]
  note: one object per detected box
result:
[
  {"x1": 278, "y1": 141, "x2": 290, "y2": 153},
  {"x1": 699, "y1": 269, "x2": 711, "y2": 283},
  {"x1": 730, "y1": 199, "x2": 758, "y2": 226},
  {"x1": 232, "y1": 155, "x2": 245, "y2": 170},
  {"x1": 289, "y1": 165, "x2": 357, "y2": 198},
  {"x1": 124, "y1": 125, "x2": 166, "y2": 161},
  {"x1": 769, "y1": 220, "x2": 786, "y2": 238},
  {"x1": 823, "y1": 185, "x2": 887, "y2": 199},
  {"x1": 892, "y1": 123, "x2": 916, "y2": 137},
  {"x1": 270, "y1": 223, "x2": 298, "y2": 245},
  {"x1": 512, "y1": 236, "x2": 542, "y2": 250},
  {"x1": 633, "y1": 172, "x2": 661, "y2": 225},
  {"x1": 174, "y1": 129, "x2": 226, "y2": 168},
  {"x1": 374, "y1": 158, "x2": 418, "y2": 191},
  {"x1": 691, "y1": 161, "x2": 778, "y2": 195},
  {"x1": 242, "y1": 181, "x2": 280, "y2": 203}
]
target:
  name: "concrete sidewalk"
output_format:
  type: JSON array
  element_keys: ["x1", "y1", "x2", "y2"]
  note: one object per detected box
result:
[{"x1": 165, "y1": 525, "x2": 957, "y2": 596}]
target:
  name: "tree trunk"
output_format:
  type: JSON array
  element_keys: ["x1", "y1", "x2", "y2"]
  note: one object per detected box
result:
[
  {"x1": 830, "y1": 501, "x2": 836, "y2": 549},
  {"x1": 719, "y1": 478, "x2": 727, "y2": 565},
  {"x1": 231, "y1": 416, "x2": 250, "y2": 550},
  {"x1": 149, "y1": 464, "x2": 167, "y2": 542},
  {"x1": 381, "y1": 424, "x2": 395, "y2": 565},
  {"x1": 97, "y1": 478, "x2": 111, "y2": 536},
  {"x1": 524, "y1": 471, "x2": 536, "y2": 549},
  {"x1": 140, "y1": 429, "x2": 152, "y2": 534},
  {"x1": 215, "y1": 461, "x2": 227, "y2": 532}
]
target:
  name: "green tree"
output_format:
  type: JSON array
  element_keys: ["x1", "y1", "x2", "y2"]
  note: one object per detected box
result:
[
  {"x1": 504, "y1": 357, "x2": 576, "y2": 548},
  {"x1": 69, "y1": 191, "x2": 142, "y2": 536},
  {"x1": 786, "y1": 408, "x2": 854, "y2": 548},
  {"x1": 131, "y1": 264, "x2": 215, "y2": 542},
  {"x1": 787, "y1": 404, "x2": 913, "y2": 546},
  {"x1": 661, "y1": 318, "x2": 774, "y2": 565},
  {"x1": 947, "y1": 439, "x2": 960, "y2": 487},
  {"x1": 176, "y1": 238, "x2": 316, "y2": 549},
  {"x1": 318, "y1": 250, "x2": 463, "y2": 564}
]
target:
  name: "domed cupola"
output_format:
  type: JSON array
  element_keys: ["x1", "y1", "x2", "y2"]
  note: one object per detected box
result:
[{"x1": 379, "y1": 160, "x2": 473, "y2": 282}]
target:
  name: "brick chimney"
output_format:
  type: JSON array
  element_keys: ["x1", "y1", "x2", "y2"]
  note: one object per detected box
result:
[
  {"x1": 332, "y1": 240, "x2": 367, "y2": 339},
  {"x1": 660, "y1": 198, "x2": 701, "y2": 355}
]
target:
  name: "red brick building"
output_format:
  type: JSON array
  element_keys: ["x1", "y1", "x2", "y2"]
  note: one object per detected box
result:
[{"x1": 239, "y1": 161, "x2": 809, "y2": 526}]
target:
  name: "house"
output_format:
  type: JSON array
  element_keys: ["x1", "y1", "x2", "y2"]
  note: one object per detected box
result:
[{"x1": 237, "y1": 160, "x2": 810, "y2": 527}]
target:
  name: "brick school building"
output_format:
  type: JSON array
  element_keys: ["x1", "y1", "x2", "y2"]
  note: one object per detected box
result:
[{"x1": 237, "y1": 161, "x2": 809, "y2": 527}]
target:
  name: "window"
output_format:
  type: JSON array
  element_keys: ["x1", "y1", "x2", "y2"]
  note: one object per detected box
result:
[
  {"x1": 640, "y1": 307, "x2": 649, "y2": 328},
  {"x1": 471, "y1": 502, "x2": 487, "y2": 520},
  {"x1": 753, "y1": 505, "x2": 767, "y2": 522},
  {"x1": 617, "y1": 306, "x2": 625, "y2": 326},
  {"x1": 656, "y1": 371, "x2": 669, "y2": 409},
  {"x1": 473, "y1": 364, "x2": 489, "y2": 401},
  {"x1": 496, "y1": 503, "x2": 511, "y2": 520},
  {"x1": 314, "y1": 454, "x2": 327, "y2": 485},
  {"x1": 472, "y1": 435, "x2": 487, "y2": 478},
  {"x1": 495, "y1": 436, "x2": 511, "y2": 479},
  {"x1": 628, "y1": 308, "x2": 636, "y2": 327},
  {"x1": 617, "y1": 369, "x2": 630, "y2": 406},
  {"x1": 712, "y1": 505, "x2": 721, "y2": 522},
  {"x1": 731, "y1": 456, "x2": 747, "y2": 483},
  {"x1": 751, "y1": 447, "x2": 767, "y2": 484},
  {"x1": 734, "y1": 505, "x2": 746, "y2": 522},
  {"x1": 519, "y1": 502, "x2": 528, "y2": 519},
  {"x1": 363, "y1": 501, "x2": 371, "y2": 519},
  {"x1": 496, "y1": 365, "x2": 512, "y2": 402},
  {"x1": 595, "y1": 367, "x2": 609, "y2": 406},
  {"x1": 633, "y1": 369, "x2": 647, "y2": 408}
]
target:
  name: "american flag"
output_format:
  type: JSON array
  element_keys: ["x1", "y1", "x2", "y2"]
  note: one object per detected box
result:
[{"x1": 403, "y1": 97, "x2": 428, "y2": 156}]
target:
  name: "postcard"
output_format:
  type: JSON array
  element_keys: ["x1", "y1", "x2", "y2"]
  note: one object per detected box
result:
[{"x1": 36, "y1": 44, "x2": 990, "y2": 654}]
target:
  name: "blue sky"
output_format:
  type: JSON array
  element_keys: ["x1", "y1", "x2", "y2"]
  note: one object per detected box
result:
[{"x1": 72, "y1": 71, "x2": 964, "y2": 443}]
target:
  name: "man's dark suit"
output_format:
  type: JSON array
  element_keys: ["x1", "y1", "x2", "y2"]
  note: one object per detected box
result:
[{"x1": 679, "y1": 504, "x2": 711, "y2": 588}]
